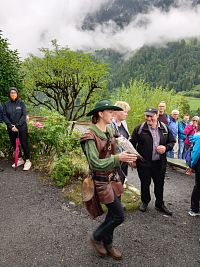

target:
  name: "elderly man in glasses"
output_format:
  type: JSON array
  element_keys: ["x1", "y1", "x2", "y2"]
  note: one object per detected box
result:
[{"x1": 167, "y1": 109, "x2": 179, "y2": 158}]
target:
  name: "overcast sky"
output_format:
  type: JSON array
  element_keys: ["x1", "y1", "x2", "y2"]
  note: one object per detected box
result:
[{"x1": 1, "y1": 0, "x2": 200, "y2": 58}]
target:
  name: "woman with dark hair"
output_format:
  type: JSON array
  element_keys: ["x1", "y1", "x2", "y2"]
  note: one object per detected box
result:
[
  {"x1": 3, "y1": 87, "x2": 32, "y2": 170},
  {"x1": 80, "y1": 99, "x2": 136, "y2": 260}
]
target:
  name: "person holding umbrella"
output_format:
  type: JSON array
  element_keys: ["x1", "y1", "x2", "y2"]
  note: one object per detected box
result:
[
  {"x1": 3, "y1": 87, "x2": 32, "y2": 171},
  {"x1": 0, "y1": 103, "x2": 4, "y2": 171}
]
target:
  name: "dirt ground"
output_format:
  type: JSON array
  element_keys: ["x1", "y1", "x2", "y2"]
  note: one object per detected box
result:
[{"x1": 0, "y1": 159, "x2": 200, "y2": 267}]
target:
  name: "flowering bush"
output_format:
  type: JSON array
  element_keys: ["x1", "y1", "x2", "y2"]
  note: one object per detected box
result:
[
  {"x1": 0, "y1": 108, "x2": 87, "y2": 187},
  {"x1": 28, "y1": 108, "x2": 87, "y2": 186}
]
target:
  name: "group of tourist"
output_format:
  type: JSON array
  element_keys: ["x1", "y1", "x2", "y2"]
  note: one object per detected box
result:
[
  {"x1": 81, "y1": 99, "x2": 200, "y2": 261},
  {"x1": 157, "y1": 101, "x2": 199, "y2": 160},
  {"x1": 0, "y1": 87, "x2": 31, "y2": 172},
  {"x1": 1, "y1": 89, "x2": 199, "y2": 261}
]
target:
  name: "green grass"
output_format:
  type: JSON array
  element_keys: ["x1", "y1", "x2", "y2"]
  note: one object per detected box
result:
[
  {"x1": 63, "y1": 179, "x2": 141, "y2": 212},
  {"x1": 187, "y1": 97, "x2": 200, "y2": 111}
]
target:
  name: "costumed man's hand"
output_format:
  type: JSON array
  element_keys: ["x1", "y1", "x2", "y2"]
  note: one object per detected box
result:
[
  {"x1": 118, "y1": 151, "x2": 137, "y2": 163},
  {"x1": 156, "y1": 145, "x2": 166, "y2": 154}
]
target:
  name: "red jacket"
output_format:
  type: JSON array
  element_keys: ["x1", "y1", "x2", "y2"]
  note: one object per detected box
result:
[{"x1": 184, "y1": 124, "x2": 196, "y2": 146}]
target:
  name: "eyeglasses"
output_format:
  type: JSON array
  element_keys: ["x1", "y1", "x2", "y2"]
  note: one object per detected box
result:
[{"x1": 145, "y1": 115, "x2": 154, "y2": 118}]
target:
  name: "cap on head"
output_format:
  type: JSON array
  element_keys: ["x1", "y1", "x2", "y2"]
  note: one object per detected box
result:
[
  {"x1": 86, "y1": 99, "x2": 123, "y2": 116},
  {"x1": 145, "y1": 107, "x2": 158, "y2": 116},
  {"x1": 8, "y1": 87, "x2": 18, "y2": 100},
  {"x1": 9, "y1": 87, "x2": 18, "y2": 94}
]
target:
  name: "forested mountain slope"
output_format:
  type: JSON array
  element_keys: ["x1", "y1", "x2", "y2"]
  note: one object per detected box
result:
[{"x1": 94, "y1": 40, "x2": 200, "y2": 95}]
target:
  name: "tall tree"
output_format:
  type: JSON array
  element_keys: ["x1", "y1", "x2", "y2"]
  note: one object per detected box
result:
[
  {"x1": 22, "y1": 40, "x2": 109, "y2": 121},
  {"x1": 0, "y1": 31, "x2": 22, "y2": 101}
]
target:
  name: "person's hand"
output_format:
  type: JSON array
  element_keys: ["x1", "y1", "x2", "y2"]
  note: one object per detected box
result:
[
  {"x1": 156, "y1": 145, "x2": 166, "y2": 154},
  {"x1": 118, "y1": 151, "x2": 137, "y2": 163},
  {"x1": 185, "y1": 167, "x2": 192, "y2": 176},
  {"x1": 12, "y1": 125, "x2": 18, "y2": 132}
]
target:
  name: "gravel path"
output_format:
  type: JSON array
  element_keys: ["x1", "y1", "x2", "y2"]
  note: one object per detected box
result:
[{"x1": 0, "y1": 159, "x2": 200, "y2": 267}]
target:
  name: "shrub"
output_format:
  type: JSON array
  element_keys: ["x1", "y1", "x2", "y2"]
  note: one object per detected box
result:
[
  {"x1": 50, "y1": 155, "x2": 76, "y2": 187},
  {"x1": 0, "y1": 108, "x2": 87, "y2": 187},
  {"x1": 0, "y1": 123, "x2": 12, "y2": 158},
  {"x1": 28, "y1": 108, "x2": 88, "y2": 186},
  {"x1": 50, "y1": 153, "x2": 88, "y2": 187}
]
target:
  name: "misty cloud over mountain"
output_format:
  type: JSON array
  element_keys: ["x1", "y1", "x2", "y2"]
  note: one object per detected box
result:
[
  {"x1": 1, "y1": 0, "x2": 200, "y2": 57},
  {"x1": 83, "y1": 0, "x2": 200, "y2": 29}
]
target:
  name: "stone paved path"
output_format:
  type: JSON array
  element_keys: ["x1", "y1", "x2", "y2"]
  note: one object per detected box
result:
[{"x1": 0, "y1": 159, "x2": 200, "y2": 267}]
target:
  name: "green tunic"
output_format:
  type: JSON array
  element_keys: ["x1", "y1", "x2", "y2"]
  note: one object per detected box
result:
[{"x1": 84, "y1": 125, "x2": 120, "y2": 172}]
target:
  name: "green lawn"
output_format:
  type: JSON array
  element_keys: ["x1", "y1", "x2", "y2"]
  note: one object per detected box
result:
[{"x1": 187, "y1": 97, "x2": 200, "y2": 111}]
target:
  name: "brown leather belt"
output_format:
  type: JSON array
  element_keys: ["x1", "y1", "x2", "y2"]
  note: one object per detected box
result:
[
  {"x1": 94, "y1": 171, "x2": 118, "y2": 182},
  {"x1": 94, "y1": 170, "x2": 115, "y2": 177},
  {"x1": 94, "y1": 176, "x2": 109, "y2": 182}
]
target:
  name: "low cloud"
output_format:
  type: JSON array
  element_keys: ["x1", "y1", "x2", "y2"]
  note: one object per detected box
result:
[{"x1": 1, "y1": 0, "x2": 200, "y2": 58}]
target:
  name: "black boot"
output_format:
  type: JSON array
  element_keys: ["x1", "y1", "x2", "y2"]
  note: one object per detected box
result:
[
  {"x1": 139, "y1": 202, "x2": 148, "y2": 212},
  {"x1": 155, "y1": 204, "x2": 172, "y2": 216}
]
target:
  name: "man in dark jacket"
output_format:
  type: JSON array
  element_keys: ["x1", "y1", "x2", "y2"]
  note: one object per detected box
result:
[
  {"x1": 3, "y1": 87, "x2": 32, "y2": 170},
  {"x1": 130, "y1": 107, "x2": 175, "y2": 215},
  {"x1": 158, "y1": 101, "x2": 168, "y2": 125},
  {"x1": 0, "y1": 103, "x2": 4, "y2": 171}
]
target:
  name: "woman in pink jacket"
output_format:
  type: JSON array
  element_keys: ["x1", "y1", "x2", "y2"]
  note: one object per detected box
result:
[{"x1": 184, "y1": 116, "x2": 199, "y2": 149}]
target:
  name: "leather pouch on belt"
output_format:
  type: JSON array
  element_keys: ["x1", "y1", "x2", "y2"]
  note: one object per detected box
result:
[
  {"x1": 111, "y1": 181, "x2": 124, "y2": 197},
  {"x1": 82, "y1": 175, "x2": 104, "y2": 219},
  {"x1": 94, "y1": 181, "x2": 114, "y2": 204}
]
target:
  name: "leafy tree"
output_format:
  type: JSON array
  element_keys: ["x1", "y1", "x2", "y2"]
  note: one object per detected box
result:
[
  {"x1": 22, "y1": 40, "x2": 109, "y2": 121},
  {"x1": 0, "y1": 31, "x2": 22, "y2": 101}
]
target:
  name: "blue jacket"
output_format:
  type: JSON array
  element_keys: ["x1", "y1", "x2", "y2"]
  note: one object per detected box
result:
[
  {"x1": 189, "y1": 133, "x2": 200, "y2": 169},
  {"x1": 0, "y1": 104, "x2": 3, "y2": 123},
  {"x1": 168, "y1": 116, "x2": 178, "y2": 139},
  {"x1": 178, "y1": 120, "x2": 189, "y2": 141}
]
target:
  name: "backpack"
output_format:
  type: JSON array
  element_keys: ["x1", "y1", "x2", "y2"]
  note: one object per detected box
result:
[{"x1": 138, "y1": 121, "x2": 168, "y2": 135}]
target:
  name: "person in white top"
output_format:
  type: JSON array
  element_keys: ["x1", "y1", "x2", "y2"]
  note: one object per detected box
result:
[{"x1": 112, "y1": 101, "x2": 131, "y2": 185}]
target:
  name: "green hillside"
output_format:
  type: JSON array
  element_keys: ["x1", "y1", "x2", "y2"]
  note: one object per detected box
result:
[
  {"x1": 95, "y1": 40, "x2": 200, "y2": 95},
  {"x1": 187, "y1": 97, "x2": 200, "y2": 111}
]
